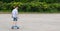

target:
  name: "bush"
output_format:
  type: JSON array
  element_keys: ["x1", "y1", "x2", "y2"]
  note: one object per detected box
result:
[{"x1": 0, "y1": 1, "x2": 60, "y2": 13}]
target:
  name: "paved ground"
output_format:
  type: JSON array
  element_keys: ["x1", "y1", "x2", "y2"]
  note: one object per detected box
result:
[{"x1": 0, "y1": 14, "x2": 60, "y2": 31}]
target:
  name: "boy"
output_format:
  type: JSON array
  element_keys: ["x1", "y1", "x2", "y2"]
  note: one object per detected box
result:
[{"x1": 11, "y1": 6, "x2": 19, "y2": 29}]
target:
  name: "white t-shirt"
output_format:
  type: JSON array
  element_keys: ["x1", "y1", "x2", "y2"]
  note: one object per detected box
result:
[{"x1": 12, "y1": 8, "x2": 18, "y2": 18}]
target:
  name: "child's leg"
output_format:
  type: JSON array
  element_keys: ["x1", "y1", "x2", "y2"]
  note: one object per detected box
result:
[
  {"x1": 13, "y1": 17, "x2": 17, "y2": 26},
  {"x1": 12, "y1": 17, "x2": 19, "y2": 29},
  {"x1": 14, "y1": 21, "x2": 17, "y2": 26}
]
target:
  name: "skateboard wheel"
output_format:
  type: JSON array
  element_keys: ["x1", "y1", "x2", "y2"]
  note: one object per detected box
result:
[
  {"x1": 11, "y1": 26, "x2": 14, "y2": 29},
  {"x1": 17, "y1": 27, "x2": 19, "y2": 29}
]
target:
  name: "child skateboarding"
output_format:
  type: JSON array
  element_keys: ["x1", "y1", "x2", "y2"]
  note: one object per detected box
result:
[{"x1": 11, "y1": 6, "x2": 19, "y2": 29}]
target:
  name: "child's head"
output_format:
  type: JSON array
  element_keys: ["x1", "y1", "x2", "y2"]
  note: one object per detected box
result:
[{"x1": 13, "y1": 5, "x2": 18, "y2": 9}]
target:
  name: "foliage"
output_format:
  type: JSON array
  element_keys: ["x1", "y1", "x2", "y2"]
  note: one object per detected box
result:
[{"x1": 0, "y1": 0, "x2": 60, "y2": 13}]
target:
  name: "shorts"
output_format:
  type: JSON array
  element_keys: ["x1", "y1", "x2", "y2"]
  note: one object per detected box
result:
[{"x1": 13, "y1": 17, "x2": 18, "y2": 21}]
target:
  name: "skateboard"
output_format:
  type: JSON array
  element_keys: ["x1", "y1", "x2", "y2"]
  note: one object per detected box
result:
[{"x1": 11, "y1": 26, "x2": 19, "y2": 29}]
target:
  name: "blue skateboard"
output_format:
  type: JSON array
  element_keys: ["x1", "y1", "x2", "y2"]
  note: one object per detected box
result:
[{"x1": 11, "y1": 26, "x2": 19, "y2": 29}]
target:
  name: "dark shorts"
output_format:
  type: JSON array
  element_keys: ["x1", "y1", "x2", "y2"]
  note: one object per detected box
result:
[{"x1": 13, "y1": 17, "x2": 18, "y2": 21}]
